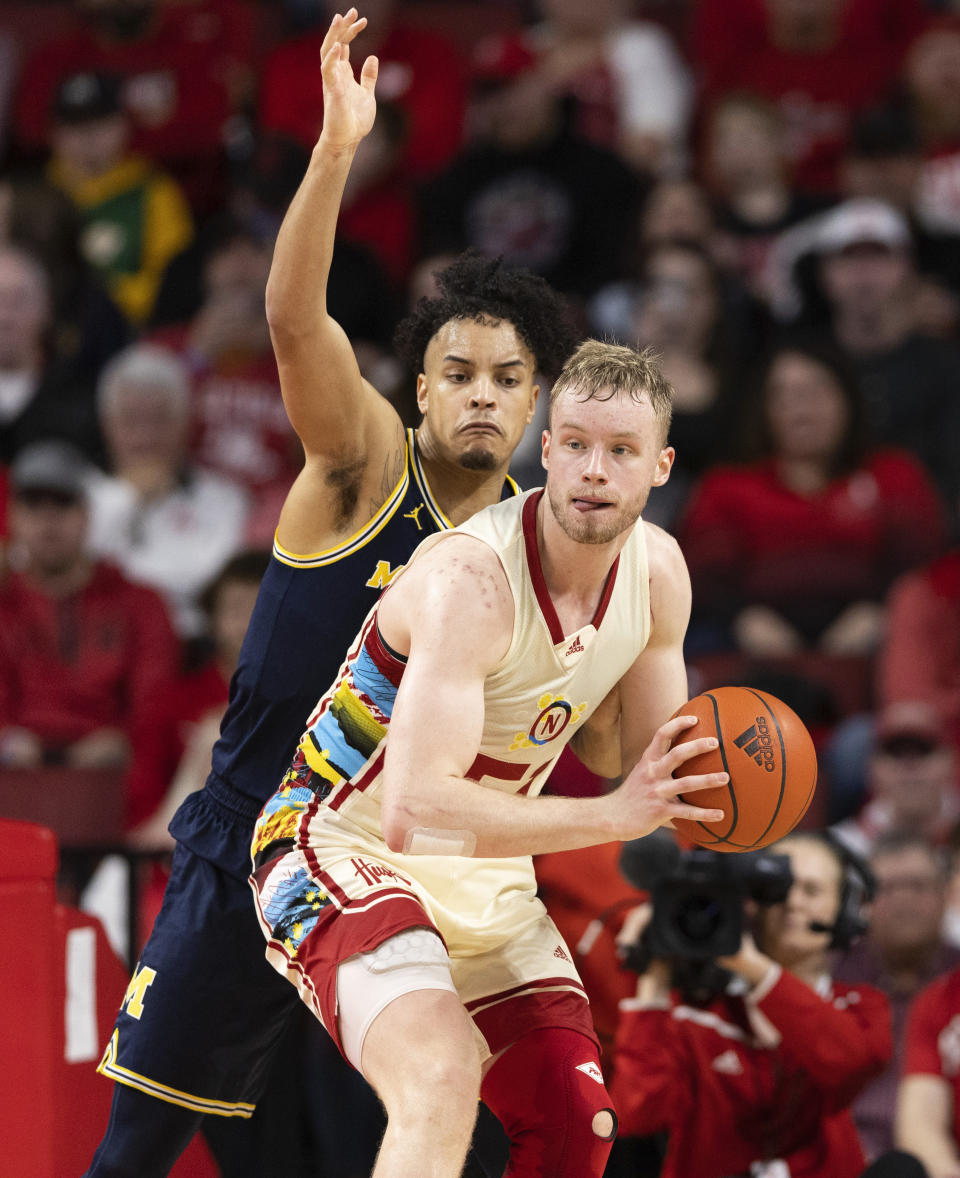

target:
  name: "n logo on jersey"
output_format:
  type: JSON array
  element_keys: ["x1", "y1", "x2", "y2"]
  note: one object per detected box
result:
[
  {"x1": 511, "y1": 692, "x2": 588, "y2": 749},
  {"x1": 366, "y1": 560, "x2": 404, "y2": 589},
  {"x1": 121, "y1": 965, "x2": 157, "y2": 1020}
]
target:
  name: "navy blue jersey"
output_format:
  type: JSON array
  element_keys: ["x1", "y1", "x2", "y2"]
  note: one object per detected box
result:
[{"x1": 204, "y1": 429, "x2": 518, "y2": 816}]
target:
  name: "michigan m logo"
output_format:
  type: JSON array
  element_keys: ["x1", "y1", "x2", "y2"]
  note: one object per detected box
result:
[
  {"x1": 121, "y1": 965, "x2": 157, "y2": 1020},
  {"x1": 366, "y1": 560, "x2": 403, "y2": 589}
]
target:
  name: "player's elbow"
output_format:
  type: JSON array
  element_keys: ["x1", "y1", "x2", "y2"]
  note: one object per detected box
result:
[{"x1": 380, "y1": 789, "x2": 414, "y2": 854}]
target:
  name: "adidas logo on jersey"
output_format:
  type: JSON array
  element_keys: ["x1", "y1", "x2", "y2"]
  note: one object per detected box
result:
[
  {"x1": 554, "y1": 944, "x2": 571, "y2": 962},
  {"x1": 733, "y1": 717, "x2": 776, "y2": 773},
  {"x1": 565, "y1": 635, "x2": 585, "y2": 656},
  {"x1": 575, "y1": 1061, "x2": 604, "y2": 1085},
  {"x1": 711, "y1": 1049, "x2": 743, "y2": 1076}
]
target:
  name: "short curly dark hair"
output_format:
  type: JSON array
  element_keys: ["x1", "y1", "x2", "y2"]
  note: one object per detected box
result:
[{"x1": 393, "y1": 253, "x2": 577, "y2": 382}]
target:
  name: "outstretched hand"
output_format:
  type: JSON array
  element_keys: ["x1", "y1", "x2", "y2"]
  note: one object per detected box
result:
[
  {"x1": 612, "y1": 714, "x2": 727, "y2": 839},
  {"x1": 319, "y1": 8, "x2": 379, "y2": 151}
]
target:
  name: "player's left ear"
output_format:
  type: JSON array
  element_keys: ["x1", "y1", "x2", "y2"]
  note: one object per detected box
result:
[
  {"x1": 415, "y1": 372, "x2": 429, "y2": 415},
  {"x1": 526, "y1": 382, "x2": 540, "y2": 425},
  {"x1": 652, "y1": 446, "x2": 674, "y2": 487},
  {"x1": 541, "y1": 428, "x2": 551, "y2": 472}
]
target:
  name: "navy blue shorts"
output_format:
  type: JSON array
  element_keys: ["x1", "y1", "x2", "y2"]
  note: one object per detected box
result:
[{"x1": 96, "y1": 781, "x2": 300, "y2": 1117}]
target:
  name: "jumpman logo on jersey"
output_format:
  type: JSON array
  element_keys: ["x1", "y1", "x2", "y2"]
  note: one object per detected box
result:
[{"x1": 404, "y1": 503, "x2": 426, "y2": 531}]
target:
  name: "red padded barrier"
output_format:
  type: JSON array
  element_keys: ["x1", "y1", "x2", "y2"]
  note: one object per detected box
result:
[{"x1": 0, "y1": 820, "x2": 219, "y2": 1175}]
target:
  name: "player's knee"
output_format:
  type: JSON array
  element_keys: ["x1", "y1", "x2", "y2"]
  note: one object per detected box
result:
[
  {"x1": 591, "y1": 1106, "x2": 617, "y2": 1141},
  {"x1": 481, "y1": 1028, "x2": 616, "y2": 1178}
]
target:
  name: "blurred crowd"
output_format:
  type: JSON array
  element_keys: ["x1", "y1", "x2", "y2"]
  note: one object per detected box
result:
[{"x1": 3, "y1": 1, "x2": 960, "y2": 1175}]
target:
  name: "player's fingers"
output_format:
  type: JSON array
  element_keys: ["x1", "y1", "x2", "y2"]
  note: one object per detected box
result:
[
  {"x1": 360, "y1": 55, "x2": 379, "y2": 90},
  {"x1": 662, "y1": 735, "x2": 717, "y2": 772},
  {"x1": 671, "y1": 771, "x2": 728, "y2": 795},
  {"x1": 670, "y1": 800, "x2": 725, "y2": 823},
  {"x1": 651, "y1": 714, "x2": 698, "y2": 757}
]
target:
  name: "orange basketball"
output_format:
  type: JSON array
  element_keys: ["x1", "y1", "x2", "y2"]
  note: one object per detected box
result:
[{"x1": 669, "y1": 686, "x2": 818, "y2": 852}]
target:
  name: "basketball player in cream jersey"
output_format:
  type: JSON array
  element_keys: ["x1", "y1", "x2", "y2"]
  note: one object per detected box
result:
[{"x1": 250, "y1": 340, "x2": 728, "y2": 1178}]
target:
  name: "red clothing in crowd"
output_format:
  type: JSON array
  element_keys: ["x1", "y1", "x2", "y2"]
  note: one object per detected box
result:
[
  {"x1": 612, "y1": 967, "x2": 891, "y2": 1178},
  {"x1": 126, "y1": 659, "x2": 229, "y2": 828},
  {"x1": 13, "y1": 1, "x2": 257, "y2": 210},
  {"x1": 880, "y1": 550, "x2": 960, "y2": 753},
  {"x1": 150, "y1": 324, "x2": 301, "y2": 493},
  {"x1": 260, "y1": 22, "x2": 466, "y2": 180},
  {"x1": 0, "y1": 561, "x2": 178, "y2": 750},
  {"x1": 903, "y1": 966, "x2": 960, "y2": 1141},
  {"x1": 693, "y1": 0, "x2": 926, "y2": 191},
  {"x1": 680, "y1": 449, "x2": 948, "y2": 641}
]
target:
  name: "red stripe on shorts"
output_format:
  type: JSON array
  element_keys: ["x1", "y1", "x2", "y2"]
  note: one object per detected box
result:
[
  {"x1": 470, "y1": 987, "x2": 598, "y2": 1059},
  {"x1": 464, "y1": 974, "x2": 587, "y2": 1012}
]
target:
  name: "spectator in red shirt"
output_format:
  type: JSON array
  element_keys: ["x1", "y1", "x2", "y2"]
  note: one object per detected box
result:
[
  {"x1": 694, "y1": 0, "x2": 925, "y2": 192},
  {"x1": 880, "y1": 550, "x2": 960, "y2": 754},
  {"x1": 260, "y1": 0, "x2": 466, "y2": 182},
  {"x1": 126, "y1": 548, "x2": 269, "y2": 840},
  {"x1": 488, "y1": 0, "x2": 692, "y2": 176},
  {"x1": 897, "y1": 961, "x2": 960, "y2": 1175},
  {"x1": 149, "y1": 221, "x2": 302, "y2": 495},
  {"x1": 611, "y1": 831, "x2": 891, "y2": 1178},
  {"x1": 680, "y1": 336, "x2": 948, "y2": 656},
  {"x1": 0, "y1": 439, "x2": 178, "y2": 770}
]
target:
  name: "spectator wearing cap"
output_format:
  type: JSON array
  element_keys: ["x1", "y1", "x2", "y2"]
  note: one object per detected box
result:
[
  {"x1": 0, "y1": 242, "x2": 103, "y2": 466},
  {"x1": 779, "y1": 196, "x2": 960, "y2": 514},
  {"x1": 837, "y1": 101, "x2": 960, "y2": 338},
  {"x1": 86, "y1": 343, "x2": 249, "y2": 637},
  {"x1": 834, "y1": 832, "x2": 960, "y2": 1161},
  {"x1": 833, "y1": 702, "x2": 960, "y2": 860},
  {"x1": 880, "y1": 550, "x2": 960, "y2": 756},
  {"x1": 0, "y1": 439, "x2": 178, "y2": 773},
  {"x1": 12, "y1": 0, "x2": 255, "y2": 213},
  {"x1": 46, "y1": 71, "x2": 193, "y2": 327},
  {"x1": 419, "y1": 30, "x2": 641, "y2": 302}
]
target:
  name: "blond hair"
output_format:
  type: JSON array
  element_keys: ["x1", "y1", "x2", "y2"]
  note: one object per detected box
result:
[{"x1": 549, "y1": 339, "x2": 673, "y2": 443}]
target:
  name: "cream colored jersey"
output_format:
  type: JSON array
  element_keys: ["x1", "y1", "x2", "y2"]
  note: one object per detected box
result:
[{"x1": 252, "y1": 489, "x2": 651, "y2": 954}]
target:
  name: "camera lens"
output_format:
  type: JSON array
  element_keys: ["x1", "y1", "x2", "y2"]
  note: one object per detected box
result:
[{"x1": 676, "y1": 894, "x2": 724, "y2": 943}]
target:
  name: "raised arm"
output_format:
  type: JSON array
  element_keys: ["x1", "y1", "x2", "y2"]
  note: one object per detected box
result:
[
  {"x1": 268, "y1": 9, "x2": 404, "y2": 549},
  {"x1": 377, "y1": 535, "x2": 725, "y2": 858}
]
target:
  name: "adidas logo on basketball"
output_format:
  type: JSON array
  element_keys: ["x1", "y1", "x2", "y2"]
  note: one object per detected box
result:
[
  {"x1": 565, "y1": 636, "x2": 584, "y2": 656},
  {"x1": 733, "y1": 716, "x2": 776, "y2": 773}
]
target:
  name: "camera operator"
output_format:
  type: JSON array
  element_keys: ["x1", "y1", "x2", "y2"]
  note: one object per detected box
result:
[{"x1": 610, "y1": 832, "x2": 892, "y2": 1178}]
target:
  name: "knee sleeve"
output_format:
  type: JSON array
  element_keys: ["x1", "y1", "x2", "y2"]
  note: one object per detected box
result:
[{"x1": 480, "y1": 1027, "x2": 617, "y2": 1178}]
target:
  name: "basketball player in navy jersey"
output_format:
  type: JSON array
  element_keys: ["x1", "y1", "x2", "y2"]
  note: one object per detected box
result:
[{"x1": 83, "y1": 11, "x2": 577, "y2": 1177}]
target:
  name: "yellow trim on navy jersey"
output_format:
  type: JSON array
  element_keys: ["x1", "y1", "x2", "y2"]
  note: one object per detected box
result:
[
  {"x1": 97, "y1": 1030, "x2": 256, "y2": 1118},
  {"x1": 272, "y1": 439, "x2": 411, "y2": 569},
  {"x1": 410, "y1": 431, "x2": 453, "y2": 530}
]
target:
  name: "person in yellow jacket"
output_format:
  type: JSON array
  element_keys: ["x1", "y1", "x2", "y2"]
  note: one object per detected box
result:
[{"x1": 47, "y1": 71, "x2": 193, "y2": 327}]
